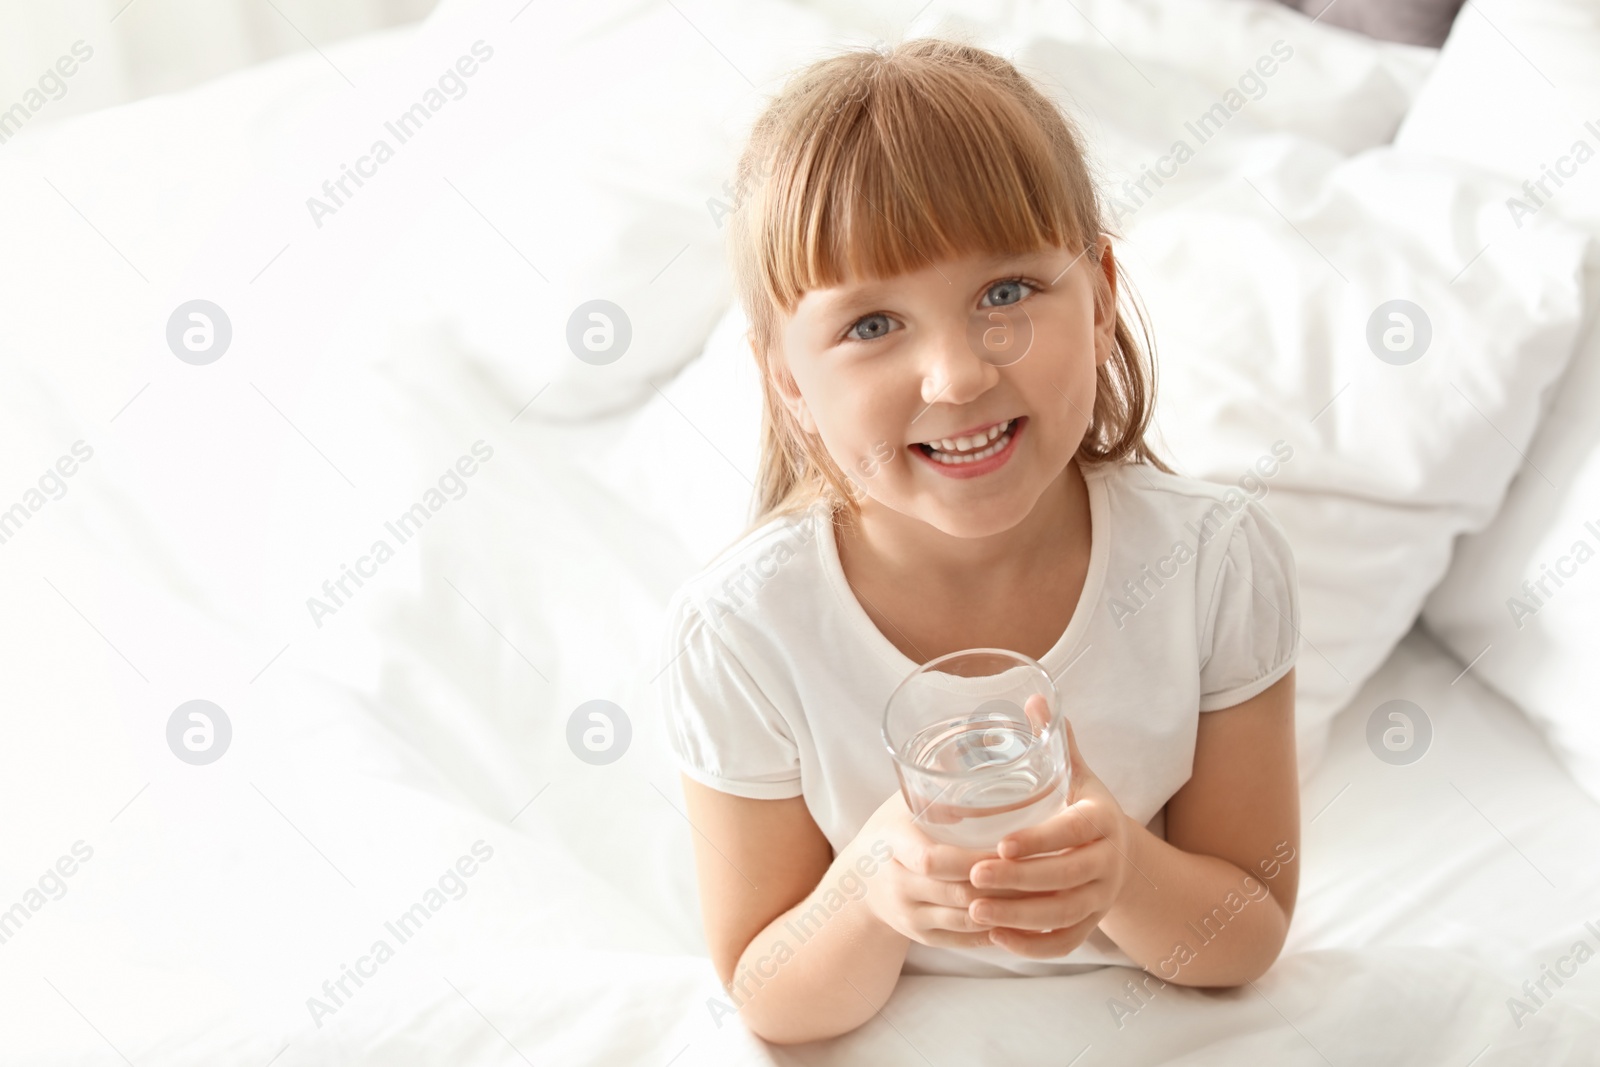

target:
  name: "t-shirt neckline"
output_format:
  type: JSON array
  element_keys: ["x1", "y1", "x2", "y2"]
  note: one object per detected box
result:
[{"x1": 815, "y1": 462, "x2": 1111, "y2": 679}]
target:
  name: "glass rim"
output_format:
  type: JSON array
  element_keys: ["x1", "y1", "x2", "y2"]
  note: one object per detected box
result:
[{"x1": 880, "y1": 646, "x2": 1060, "y2": 779}]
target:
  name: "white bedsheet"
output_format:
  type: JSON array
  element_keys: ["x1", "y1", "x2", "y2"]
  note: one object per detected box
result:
[
  {"x1": 5, "y1": 380, "x2": 1600, "y2": 1063},
  {"x1": 3, "y1": 2, "x2": 1600, "y2": 1064}
]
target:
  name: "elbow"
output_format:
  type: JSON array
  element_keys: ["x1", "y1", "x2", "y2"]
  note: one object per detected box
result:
[
  {"x1": 1228, "y1": 938, "x2": 1287, "y2": 986},
  {"x1": 1175, "y1": 944, "x2": 1285, "y2": 989},
  {"x1": 1228, "y1": 905, "x2": 1292, "y2": 985},
  {"x1": 1168, "y1": 899, "x2": 1292, "y2": 989},
  {"x1": 746, "y1": 1021, "x2": 823, "y2": 1047},
  {"x1": 726, "y1": 964, "x2": 886, "y2": 1045},
  {"x1": 1220, "y1": 891, "x2": 1294, "y2": 985},
  {"x1": 734, "y1": 971, "x2": 885, "y2": 1046},
  {"x1": 744, "y1": 1006, "x2": 877, "y2": 1046}
]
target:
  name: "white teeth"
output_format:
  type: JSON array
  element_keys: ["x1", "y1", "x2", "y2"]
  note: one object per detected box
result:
[
  {"x1": 924, "y1": 419, "x2": 1014, "y2": 457},
  {"x1": 925, "y1": 424, "x2": 1014, "y2": 465},
  {"x1": 928, "y1": 415, "x2": 1011, "y2": 454}
]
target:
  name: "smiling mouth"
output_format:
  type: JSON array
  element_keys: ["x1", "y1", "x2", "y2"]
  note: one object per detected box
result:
[{"x1": 914, "y1": 418, "x2": 1019, "y2": 465}]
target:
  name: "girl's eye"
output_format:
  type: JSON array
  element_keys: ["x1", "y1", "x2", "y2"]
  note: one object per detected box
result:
[
  {"x1": 845, "y1": 313, "x2": 896, "y2": 342},
  {"x1": 982, "y1": 279, "x2": 1035, "y2": 308}
]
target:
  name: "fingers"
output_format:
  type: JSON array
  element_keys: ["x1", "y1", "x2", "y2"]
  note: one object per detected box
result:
[
  {"x1": 1024, "y1": 694, "x2": 1052, "y2": 734},
  {"x1": 913, "y1": 903, "x2": 991, "y2": 934},
  {"x1": 919, "y1": 928, "x2": 1000, "y2": 951},
  {"x1": 1062, "y1": 715, "x2": 1084, "y2": 774},
  {"x1": 917, "y1": 873, "x2": 1043, "y2": 909},
  {"x1": 971, "y1": 839, "x2": 1107, "y2": 891},
  {"x1": 968, "y1": 883, "x2": 1100, "y2": 932},
  {"x1": 997, "y1": 798, "x2": 1108, "y2": 859},
  {"x1": 987, "y1": 915, "x2": 1100, "y2": 959},
  {"x1": 881, "y1": 867, "x2": 1033, "y2": 949},
  {"x1": 888, "y1": 834, "x2": 1000, "y2": 881}
]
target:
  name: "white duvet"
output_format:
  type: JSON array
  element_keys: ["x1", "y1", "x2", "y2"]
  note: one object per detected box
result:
[{"x1": 2, "y1": 1, "x2": 1599, "y2": 1063}]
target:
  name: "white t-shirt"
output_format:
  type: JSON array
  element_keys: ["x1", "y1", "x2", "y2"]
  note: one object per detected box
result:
[{"x1": 659, "y1": 459, "x2": 1300, "y2": 978}]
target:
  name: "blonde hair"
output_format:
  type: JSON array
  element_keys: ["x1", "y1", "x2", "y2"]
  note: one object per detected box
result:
[{"x1": 728, "y1": 38, "x2": 1170, "y2": 528}]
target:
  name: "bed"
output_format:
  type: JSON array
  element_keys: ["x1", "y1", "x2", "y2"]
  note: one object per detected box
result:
[{"x1": 2, "y1": 0, "x2": 1599, "y2": 1063}]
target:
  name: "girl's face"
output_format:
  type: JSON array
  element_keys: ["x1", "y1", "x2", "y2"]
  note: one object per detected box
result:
[{"x1": 774, "y1": 241, "x2": 1116, "y2": 539}]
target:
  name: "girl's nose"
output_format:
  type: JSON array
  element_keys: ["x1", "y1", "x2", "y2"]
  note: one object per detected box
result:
[{"x1": 921, "y1": 315, "x2": 1001, "y2": 407}]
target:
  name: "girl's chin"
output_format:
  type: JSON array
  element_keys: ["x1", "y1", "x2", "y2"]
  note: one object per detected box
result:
[
  {"x1": 925, "y1": 509, "x2": 1034, "y2": 540},
  {"x1": 870, "y1": 495, "x2": 1039, "y2": 540}
]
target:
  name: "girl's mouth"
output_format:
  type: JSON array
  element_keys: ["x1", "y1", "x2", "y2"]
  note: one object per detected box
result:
[{"x1": 913, "y1": 417, "x2": 1023, "y2": 478}]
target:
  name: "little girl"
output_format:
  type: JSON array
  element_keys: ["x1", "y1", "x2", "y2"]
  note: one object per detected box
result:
[{"x1": 661, "y1": 38, "x2": 1301, "y2": 1045}]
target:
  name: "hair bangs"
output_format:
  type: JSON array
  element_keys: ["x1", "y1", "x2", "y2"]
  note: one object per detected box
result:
[{"x1": 758, "y1": 61, "x2": 1087, "y2": 314}]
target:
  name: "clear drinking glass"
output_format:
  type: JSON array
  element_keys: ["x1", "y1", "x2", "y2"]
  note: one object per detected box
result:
[{"x1": 881, "y1": 649, "x2": 1070, "y2": 850}]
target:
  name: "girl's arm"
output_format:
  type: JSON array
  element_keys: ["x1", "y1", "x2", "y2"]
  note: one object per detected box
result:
[
  {"x1": 681, "y1": 777, "x2": 1015, "y2": 1043},
  {"x1": 680, "y1": 775, "x2": 911, "y2": 1044},
  {"x1": 1096, "y1": 669, "x2": 1300, "y2": 985},
  {"x1": 965, "y1": 670, "x2": 1299, "y2": 985}
]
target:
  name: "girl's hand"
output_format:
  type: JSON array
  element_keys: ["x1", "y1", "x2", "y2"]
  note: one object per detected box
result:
[
  {"x1": 851, "y1": 790, "x2": 1037, "y2": 951},
  {"x1": 965, "y1": 707, "x2": 1133, "y2": 959}
]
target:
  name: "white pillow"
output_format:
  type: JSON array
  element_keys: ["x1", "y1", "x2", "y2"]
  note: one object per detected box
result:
[
  {"x1": 790, "y1": 0, "x2": 1439, "y2": 155},
  {"x1": 1397, "y1": 0, "x2": 1600, "y2": 802},
  {"x1": 1422, "y1": 290, "x2": 1600, "y2": 804},
  {"x1": 1394, "y1": 0, "x2": 1600, "y2": 233},
  {"x1": 0, "y1": 1, "x2": 847, "y2": 428},
  {"x1": 570, "y1": 300, "x2": 762, "y2": 569},
  {"x1": 378, "y1": 0, "x2": 846, "y2": 422},
  {"x1": 1129, "y1": 145, "x2": 1589, "y2": 773}
]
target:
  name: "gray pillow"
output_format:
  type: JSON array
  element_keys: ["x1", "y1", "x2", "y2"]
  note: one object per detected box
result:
[{"x1": 1275, "y1": 0, "x2": 1465, "y2": 47}]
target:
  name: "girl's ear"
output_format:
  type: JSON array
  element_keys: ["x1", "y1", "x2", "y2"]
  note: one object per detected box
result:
[
  {"x1": 1092, "y1": 236, "x2": 1118, "y2": 368},
  {"x1": 768, "y1": 342, "x2": 818, "y2": 434}
]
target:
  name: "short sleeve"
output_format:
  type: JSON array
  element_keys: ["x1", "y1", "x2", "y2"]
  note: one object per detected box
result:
[
  {"x1": 658, "y1": 593, "x2": 804, "y2": 799},
  {"x1": 1197, "y1": 500, "x2": 1300, "y2": 711}
]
